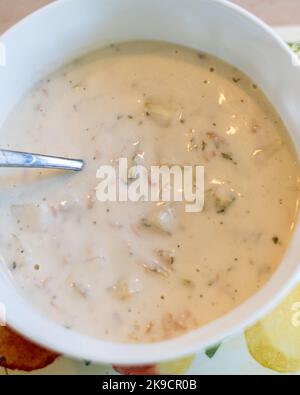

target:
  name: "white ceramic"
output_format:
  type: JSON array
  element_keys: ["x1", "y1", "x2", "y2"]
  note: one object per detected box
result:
[
  {"x1": 0, "y1": 0, "x2": 300, "y2": 365},
  {"x1": 276, "y1": 25, "x2": 300, "y2": 42}
]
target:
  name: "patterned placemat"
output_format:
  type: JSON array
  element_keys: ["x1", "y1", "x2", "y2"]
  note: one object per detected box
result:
[{"x1": 0, "y1": 27, "x2": 299, "y2": 376}]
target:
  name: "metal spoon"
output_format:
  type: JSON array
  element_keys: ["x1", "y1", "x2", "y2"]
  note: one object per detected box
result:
[{"x1": 0, "y1": 149, "x2": 84, "y2": 171}]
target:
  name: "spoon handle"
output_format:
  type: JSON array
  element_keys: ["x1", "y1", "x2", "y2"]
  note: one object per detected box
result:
[{"x1": 0, "y1": 149, "x2": 84, "y2": 171}]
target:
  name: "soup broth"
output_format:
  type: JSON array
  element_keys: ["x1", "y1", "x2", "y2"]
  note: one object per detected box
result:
[{"x1": 0, "y1": 41, "x2": 299, "y2": 343}]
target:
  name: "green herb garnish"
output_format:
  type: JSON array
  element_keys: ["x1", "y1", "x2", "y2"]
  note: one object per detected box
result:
[
  {"x1": 221, "y1": 152, "x2": 237, "y2": 165},
  {"x1": 205, "y1": 343, "x2": 221, "y2": 359}
]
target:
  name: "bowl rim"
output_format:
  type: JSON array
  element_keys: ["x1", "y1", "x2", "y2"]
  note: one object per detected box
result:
[{"x1": 1, "y1": 0, "x2": 300, "y2": 365}]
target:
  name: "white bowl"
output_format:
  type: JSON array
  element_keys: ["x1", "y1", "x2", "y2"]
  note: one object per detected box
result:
[{"x1": 0, "y1": 0, "x2": 300, "y2": 365}]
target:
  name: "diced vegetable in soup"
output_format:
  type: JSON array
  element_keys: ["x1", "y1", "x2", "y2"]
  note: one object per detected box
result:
[{"x1": 0, "y1": 41, "x2": 299, "y2": 343}]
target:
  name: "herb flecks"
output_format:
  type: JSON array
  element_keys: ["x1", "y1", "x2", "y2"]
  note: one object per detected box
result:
[
  {"x1": 215, "y1": 195, "x2": 236, "y2": 214},
  {"x1": 141, "y1": 218, "x2": 152, "y2": 228},
  {"x1": 205, "y1": 343, "x2": 221, "y2": 359},
  {"x1": 221, "y1": 152, "x2": 237, "y2": 165},
  {"x1": 182, "y1": 279, "x2": 195, "y2": 288},
  {"x1": 156, "y1": 249, "x2": 176, "y2": 268},
  {"x1": 272, "y1": 236, "x2": 280, "y2": 245}
]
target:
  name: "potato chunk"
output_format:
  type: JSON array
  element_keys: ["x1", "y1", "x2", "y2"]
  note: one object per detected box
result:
[
  {"x1": 141, "y1": 206, "x2": 175, "y2": 235},
  {"x1": 145, "y1": 102, "x2": 172, "y2": 127}
]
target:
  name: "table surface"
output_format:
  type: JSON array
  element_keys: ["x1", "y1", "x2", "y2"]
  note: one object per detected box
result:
[{"x1": 0, "y1": 0, "x2": 300, "y2": 35}]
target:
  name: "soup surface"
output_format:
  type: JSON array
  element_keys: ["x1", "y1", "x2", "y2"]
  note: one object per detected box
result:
[{"x1": 0, "y1": 41, "x2": 299, "y2": 343}]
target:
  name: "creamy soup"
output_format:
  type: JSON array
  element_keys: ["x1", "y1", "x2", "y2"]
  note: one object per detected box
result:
[{"x1": 0, "y1": 41, "x2": 299, "y2": 343}]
